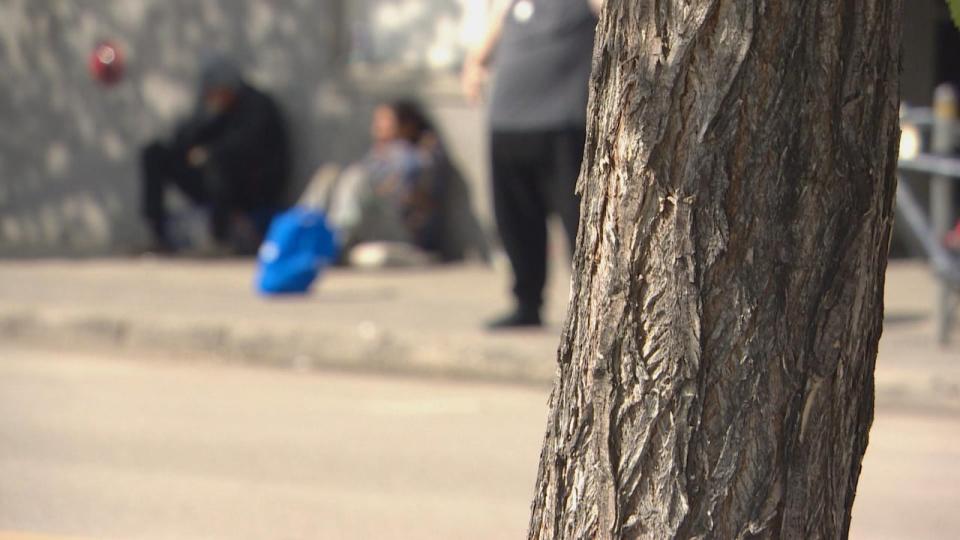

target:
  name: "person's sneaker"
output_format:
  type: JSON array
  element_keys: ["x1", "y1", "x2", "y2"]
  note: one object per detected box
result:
[
  {"x1": 133, "y1": 238, "x2": 177, "y2": 257},
  {"x1": 486, "y1": 308, "x2": 542, "y2": 330}
]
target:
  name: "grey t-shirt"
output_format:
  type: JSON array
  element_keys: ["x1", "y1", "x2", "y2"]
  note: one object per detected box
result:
[{"x1": 489, "y1": 0, "x2": 597, "y2": 131}]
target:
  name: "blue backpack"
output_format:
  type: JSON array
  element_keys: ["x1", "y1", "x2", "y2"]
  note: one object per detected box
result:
[{"x1": 255, "y1": 207, "x2": 338, "y2": 295}]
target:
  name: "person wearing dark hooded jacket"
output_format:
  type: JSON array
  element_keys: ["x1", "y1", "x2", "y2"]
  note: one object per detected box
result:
[{"x1": 140, "y1": 56, "x2": 289, "y2": 253}]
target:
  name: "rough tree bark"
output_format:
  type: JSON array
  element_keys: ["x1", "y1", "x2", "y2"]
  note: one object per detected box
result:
[{"x1": 528, "y1": 1, "x2": 902, "y2": 538}]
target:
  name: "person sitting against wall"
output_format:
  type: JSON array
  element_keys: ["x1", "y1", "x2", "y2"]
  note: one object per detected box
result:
[
  {"x1": 307, "y1": 100, "x2": 448, "y2": 266},
  {"x1": 140, "y1": 55, "x2": 290, "y2": 254}
]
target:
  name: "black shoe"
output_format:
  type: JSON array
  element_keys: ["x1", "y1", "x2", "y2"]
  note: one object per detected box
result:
[
  {"x1": 137, "y1": 238, "x2": 177, "y2": 256},
  {"x1": 486, "y1": 308, "x2": 542, "y2": 330}
]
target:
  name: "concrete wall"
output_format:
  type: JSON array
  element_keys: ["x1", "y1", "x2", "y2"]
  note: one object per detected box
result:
[
  {"x1": 0, "y1": 0, "x2": 491, "y2": 256},
  {"x1": 0, "y1": 0, "x2": 953, "y2": 256}
]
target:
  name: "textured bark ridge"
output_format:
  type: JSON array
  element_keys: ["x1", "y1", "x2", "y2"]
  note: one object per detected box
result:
[{"x1": 528, "y1": 1, "x2": 902, "y2": 538}]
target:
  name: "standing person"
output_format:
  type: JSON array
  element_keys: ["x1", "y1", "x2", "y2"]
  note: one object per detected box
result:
[
  {"x1": 463, "y1": 0, "x2": 602, "y2": 329},
  {"x1": 140, "y1": 56, "x2": 290, "y2": 254}
]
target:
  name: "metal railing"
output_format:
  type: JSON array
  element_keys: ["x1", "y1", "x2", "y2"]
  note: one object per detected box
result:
[{"x1": 897, "y1": 84, "x2": 960, "y2": 345}]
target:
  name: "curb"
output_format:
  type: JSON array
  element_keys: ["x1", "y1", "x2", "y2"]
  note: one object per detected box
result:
[
  {"x1": 0, "y1": 309, "x2": 557, "y2": 386},
  {"x1": 2, "y1": 308, "x2": 958, "y2": 411}
]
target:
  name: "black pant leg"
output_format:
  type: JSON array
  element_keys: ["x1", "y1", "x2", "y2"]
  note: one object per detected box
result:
[
  {"x1": 199, "y1": 161, "x2": 234, "y2": 243},
  {"x1": 140, "y1": 141, "x2": 210, "y2": 243},
  {"x1": 141, "y1": 142, "x2": 176, "y2": 242},
  {"x1": 547, "y1": 127, "x2": 585, "y2": 258},
  {"x1": 491, "y1": 131, "x2": 549, "y2": 312}
]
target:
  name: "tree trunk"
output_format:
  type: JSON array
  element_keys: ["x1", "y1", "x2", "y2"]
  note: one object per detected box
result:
[{"x1": 528, "y1": 1, "x2": 902, "y2": 538}]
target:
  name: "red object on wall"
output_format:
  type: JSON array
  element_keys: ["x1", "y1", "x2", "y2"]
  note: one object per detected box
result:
[{"x1": 89, "y1": 41, "x2": 125, "y2": 86}]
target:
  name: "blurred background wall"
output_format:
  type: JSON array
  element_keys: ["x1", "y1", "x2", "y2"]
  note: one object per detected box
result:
[
  {"x1": 0, "y1": 0, "x2": 955, "y2": 256},
  {"x1": 0, "y1": 0, "x2": 490, "y2": 256}
]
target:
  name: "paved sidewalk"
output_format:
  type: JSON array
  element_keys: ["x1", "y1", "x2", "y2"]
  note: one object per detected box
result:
[
  {"x1": 0, "y1": 258, "x2": 957, "y2": 405},
  {"x1": 0, "y1": 258, "x2": 570, "y2": 384}
]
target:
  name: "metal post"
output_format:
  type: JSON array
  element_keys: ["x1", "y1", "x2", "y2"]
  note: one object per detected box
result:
[{"x1": 931, "y1": 84, "x2": 957, "y2": 344}]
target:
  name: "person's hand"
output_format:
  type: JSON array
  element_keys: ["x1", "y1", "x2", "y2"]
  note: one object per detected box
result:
[
  {"x1": 376, "y1": 176, "x2": 401, "y2": 197},
  {"x1": 461, "y1": 54, "x2": 489, "y2": 105},
  {"x1": 461, "y1": 0, "x2": 510, "y2": 105},
  {"x1": 187, "y1": 146, "x2": 209, "y2": 167}
]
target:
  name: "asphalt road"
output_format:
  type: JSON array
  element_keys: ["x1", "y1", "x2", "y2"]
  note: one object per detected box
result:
[{"x1": 0, "y1": 346, "x2": 957, "y2": 539}]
